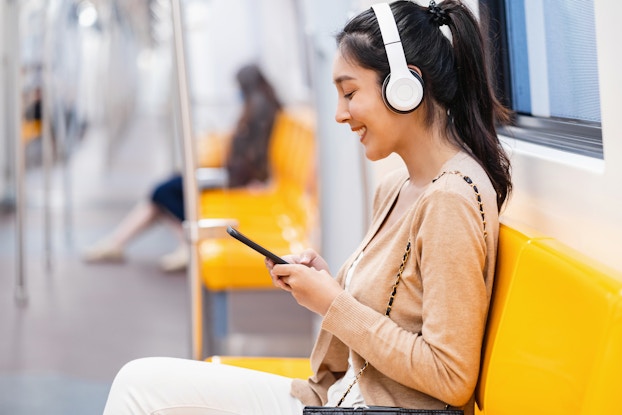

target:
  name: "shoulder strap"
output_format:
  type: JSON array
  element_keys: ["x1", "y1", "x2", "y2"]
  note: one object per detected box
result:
[
  {"x1": 336, "y1": 239, "x2": 411, "y2": 407},
  {"x1": 432, "y1": 170, "x2": 487, "y2": 238}
]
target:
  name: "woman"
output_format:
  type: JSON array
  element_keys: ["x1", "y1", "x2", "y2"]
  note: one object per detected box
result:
[
  {"x1": 83, "y1": 63, "x2": 282, "y2": 272},
  {"x1": 102, "y1": 1, "x2": 511, "y2": 413}
]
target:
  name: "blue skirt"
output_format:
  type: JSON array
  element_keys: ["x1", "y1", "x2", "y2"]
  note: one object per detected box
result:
[{"x1": 150, "y1": 174, "x2": 184, "y2": 222}]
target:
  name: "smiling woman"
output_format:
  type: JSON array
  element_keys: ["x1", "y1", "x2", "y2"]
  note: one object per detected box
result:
[
  {"x1": 100, "y1": 1, "x2": 511, "y2": 414},
  {"x1": 3, "y1": 0, "x2": 620, "y2": 413}
]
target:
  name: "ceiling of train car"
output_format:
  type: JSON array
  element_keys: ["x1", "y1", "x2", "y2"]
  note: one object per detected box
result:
[
  {"x1": 115, "y1": 0, "x2": 175, "y2": 47},
  {"x1": 18, "y1": 0, "x2": 171, "y2": 48}
]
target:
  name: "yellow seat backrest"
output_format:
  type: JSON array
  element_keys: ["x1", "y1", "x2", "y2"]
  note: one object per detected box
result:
[
  {"x1": 22, "y1": 119, "x2": 42, "y2": 143},
  {"x1": 477, "y1": 223, "x2": 622, "y2": 414},
  {"x1": 268, "y1": 111, "x2": 316, "y2": 194}
]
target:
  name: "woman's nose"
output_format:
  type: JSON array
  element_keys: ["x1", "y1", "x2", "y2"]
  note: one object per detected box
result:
[{"x1": 334, "y1": 102, "x2": 349, "y2": 124}]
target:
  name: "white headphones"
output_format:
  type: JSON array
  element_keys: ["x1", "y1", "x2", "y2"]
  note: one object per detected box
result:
[{"x1": 372, "y1": 2, "x2": 424, "y2": 113}]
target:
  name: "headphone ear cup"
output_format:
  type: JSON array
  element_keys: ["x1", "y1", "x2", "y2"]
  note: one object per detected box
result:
[{"x1": 382, "y1": 69, "x2": 424, "y2": 114}]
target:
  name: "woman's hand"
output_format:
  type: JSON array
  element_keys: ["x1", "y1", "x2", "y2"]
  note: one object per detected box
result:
[
  {"x1": 264, "y1": 250, "x2": 343, "y2": 316},
  {"x1": 264, "y1": 249, "x2": 330, "y2": 272}
]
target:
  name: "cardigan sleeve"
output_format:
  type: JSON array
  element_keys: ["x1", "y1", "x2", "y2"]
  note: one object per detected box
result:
[{"x1": 321, "y1": 188, "x2": 490, "y2": 407}]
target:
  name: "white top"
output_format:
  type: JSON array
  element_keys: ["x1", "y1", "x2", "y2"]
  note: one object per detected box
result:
[{"x1": 325, "y1": 251, "x2": 367, "y2": 408}]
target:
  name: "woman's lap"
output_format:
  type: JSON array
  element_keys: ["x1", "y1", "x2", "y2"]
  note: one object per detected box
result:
[{"x1": 103, "y1": 357, "x2": 305, "y2": 415}]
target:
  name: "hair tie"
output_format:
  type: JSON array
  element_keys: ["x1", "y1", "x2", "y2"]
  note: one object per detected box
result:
[{"x1": 428, "y1": 0, "x2": 450, "y2": 27}]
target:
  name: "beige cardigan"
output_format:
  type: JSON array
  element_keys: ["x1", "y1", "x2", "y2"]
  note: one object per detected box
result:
[{"x1": 291, "y1": 151, "x2": 499, "y2": 414}]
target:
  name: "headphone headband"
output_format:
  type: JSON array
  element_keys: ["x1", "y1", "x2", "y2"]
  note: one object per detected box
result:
[
  {"x1": 371, "y1": 2, "x2": 424, "y2": 113},
  {"x1": 372, "y1": 3, "x2": 411, "y2": 80}
]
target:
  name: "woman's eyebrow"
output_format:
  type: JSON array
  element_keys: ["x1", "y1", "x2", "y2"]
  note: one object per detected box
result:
[{"x1": 333, "y1": 74, "x2": 355, "y2": 85}]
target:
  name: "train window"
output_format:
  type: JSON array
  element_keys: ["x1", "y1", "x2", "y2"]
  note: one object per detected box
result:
[{"x1": 483, "y1": 0, "x2": 603, "y2": 159}]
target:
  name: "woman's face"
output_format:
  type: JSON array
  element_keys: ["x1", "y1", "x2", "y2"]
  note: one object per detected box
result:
[{"x1": 332, "y1": 50, "x2": 412, "y2": 161}]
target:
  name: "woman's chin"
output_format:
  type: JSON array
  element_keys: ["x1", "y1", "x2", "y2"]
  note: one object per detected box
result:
[{"x1": 364, "y1": 148, "x2": 386, "y2": 162}]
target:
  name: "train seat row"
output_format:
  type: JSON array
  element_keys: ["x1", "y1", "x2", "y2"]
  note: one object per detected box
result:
[
  {"x1": 195, "y1": 108, "x2": 319, "y2": 292},
  {"x1": 208, "y1": 220, "x2": 622, "y2": 415}
]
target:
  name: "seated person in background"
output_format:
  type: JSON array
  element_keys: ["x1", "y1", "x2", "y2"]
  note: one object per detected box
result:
[{"x1": 82, "y1": 63, "x2": 282, "y2": 272}]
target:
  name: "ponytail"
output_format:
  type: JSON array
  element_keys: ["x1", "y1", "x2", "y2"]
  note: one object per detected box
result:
[{"x1": 441, "y1": 0, "x2": 512, "y2": 209}]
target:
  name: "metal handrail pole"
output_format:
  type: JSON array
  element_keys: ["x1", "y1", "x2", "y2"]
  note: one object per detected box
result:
[
  {"x1": 42, "y1": 88, "x2": 53, "y2": 273},
  {"x1": 41, "y1": 0, "x2": 57, "y2": 273},
  {"x1": 1, "y1": 0, "x2": 15, "y2": 212},
  {"x1": 61, "y1": 106, "x2": 73, "y2": 249},
  {"x1": 170, "y1": 0, "x2": 203, "y2": 360},
  {"x1": 8, "y1": 0, "x2": 27, "y2": 303}
]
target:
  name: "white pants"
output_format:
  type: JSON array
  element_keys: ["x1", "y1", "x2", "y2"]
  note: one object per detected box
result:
[{"x1": 102, "y1": 357, "x2": 306, "y2": 415}]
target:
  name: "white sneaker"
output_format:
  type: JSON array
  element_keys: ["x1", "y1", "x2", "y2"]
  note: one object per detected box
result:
[
  {"x1": 82, "y1": 242, "x2": 125, "y2": 263},
  {"x1": 159, "y1": 245, "x2": 188, "y2": 273}
]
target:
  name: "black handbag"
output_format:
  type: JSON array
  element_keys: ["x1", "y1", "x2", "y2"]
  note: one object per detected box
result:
[
  {"x1": 303, "y1": 171, "x2": 486, "y2": 415},
  {"x1": 303, "y1": 407, "x2": 462, "y2": 414}
]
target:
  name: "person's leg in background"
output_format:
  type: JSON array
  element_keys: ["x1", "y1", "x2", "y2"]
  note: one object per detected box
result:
[
  {"x1": 82, "y1": 174, "x2": 184, "y2": 265},
  {"x1": 82, "y1": 200, "x2": 162, "y2": 262},
  {"x1": 150, "y1": 175, "x2": 189, "y2": 272}
]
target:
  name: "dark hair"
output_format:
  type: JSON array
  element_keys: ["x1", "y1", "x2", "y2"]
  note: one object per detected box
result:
[
  {"x1": 336, "y1": 0, "x2": 512, "y2": 210},
  {"x1": 236, "y1": 63, "x2": 282, "y2": 109},
  {"x1": 226, "y1": 64, "x2": 282, "y2": 187}
]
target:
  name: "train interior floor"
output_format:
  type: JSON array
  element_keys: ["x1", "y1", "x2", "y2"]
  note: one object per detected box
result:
[{"x1": 0, "y1": 114, "x2": 315, "y2": 414}]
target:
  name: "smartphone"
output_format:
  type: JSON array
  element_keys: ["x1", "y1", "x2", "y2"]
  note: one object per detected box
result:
[{"x1": 226, "y1": 226, "x2": 289, "y2": 264}]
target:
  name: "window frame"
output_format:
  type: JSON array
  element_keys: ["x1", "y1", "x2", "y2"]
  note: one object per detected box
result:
[{"x1": 481, "y1": 0, "x2": 603, "y2": 159}]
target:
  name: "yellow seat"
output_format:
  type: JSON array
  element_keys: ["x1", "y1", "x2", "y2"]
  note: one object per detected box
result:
[
  {"x1": 205, "y1": 222, "x2": 622, "y2": 413},
  {"x1": 206, "y1": 356, "x2": 312, "y2": 379},
  {"x1": 22, "y1": 119, "x2": 42, "y2": 143},
  {"x1": 195, "y1": 131, "x2": 230, "y2": 168},
  {"x1": 197, "y1": 110, "x2": 318, "y2": 291},
  {"x1": 477, "y1": 222, "x2": 622, "y2": 414}
]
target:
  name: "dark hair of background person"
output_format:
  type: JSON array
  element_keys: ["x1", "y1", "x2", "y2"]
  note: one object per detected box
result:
[
  {"x1": 226, "y1": 63, "x2": 283, "y2": 188},
  {"x1": 336, "y1": 0, "x2": 512, "y2": 210}
]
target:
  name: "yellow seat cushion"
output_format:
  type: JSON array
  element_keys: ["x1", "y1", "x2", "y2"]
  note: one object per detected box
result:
[{"x1": 206, "y1": 356, "x2": 312, "y2": 379}]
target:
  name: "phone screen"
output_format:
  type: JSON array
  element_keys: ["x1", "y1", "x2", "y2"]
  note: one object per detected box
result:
[{"x1": 226, "y1": 226, "x2": 288, "y2": 264}]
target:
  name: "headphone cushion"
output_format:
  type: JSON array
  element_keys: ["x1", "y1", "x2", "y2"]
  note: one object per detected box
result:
[{"x1": 382, "y1": 69, "x2": 424, "y2": 113}]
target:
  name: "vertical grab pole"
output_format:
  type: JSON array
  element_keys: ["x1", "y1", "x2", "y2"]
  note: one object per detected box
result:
[
  {"x1": 41, "y1": 1, "x2": 56, "y2": 273},
  {"x1": 170, "y1": 0, "x2": 203, "y2": 360},
  {"x1": 1, "y1": 1, "x2": 15, "y2": 212},
  {"x1": 8, "y1": 0, "x2": 27, "y2": 303}
]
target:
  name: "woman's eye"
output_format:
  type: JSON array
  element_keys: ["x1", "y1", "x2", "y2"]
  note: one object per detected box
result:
[{"x1": 344, "y1": 91, "x2": 355, "y2": 100}]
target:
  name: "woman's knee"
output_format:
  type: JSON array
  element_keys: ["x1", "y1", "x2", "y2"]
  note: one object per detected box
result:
[
  {"x1": 104, "y1": 357, "x2": 170, "y2": 414},
  {"x1": 110, "y1": 357, "x2": 169, "y2": 394}
]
